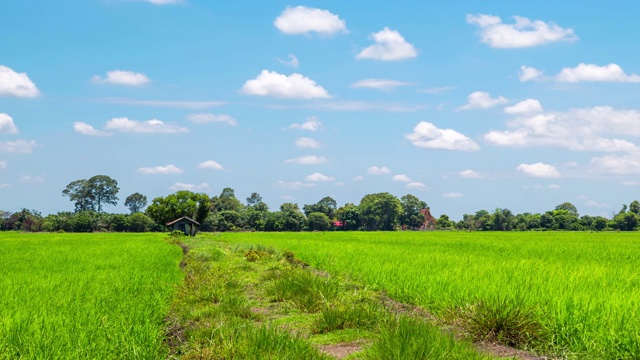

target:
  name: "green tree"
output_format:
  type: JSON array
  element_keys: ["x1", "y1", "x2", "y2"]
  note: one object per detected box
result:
[
  {"x1": 125, "y1": 192, "x2": 147, "y2": 213},
  {"x1": 629, "y1": 200, "x2": 640, "y2": 215},
  {"x1": 359, "y1": 192, "x2": 402, "y2": 231},
  {"x1": 303, "y1": 196, "x2": 337, "y2": 219},
  {"x1": 146, "y1": 190, "x2": 211, "y2": 227},
  {"x1": 400, "y1": 194, "x2": 427, "y2": 229},
  {"x1": 126, "y1": 212, "x2": 155, "y2": 232},
  {"x1": 307, "y1": 212, "x2": 331, "y2": 231},
  {"x1": 555, "y1": 202, "x2": 579, "y2": 217},
  {"x1": 435, "y1": 214, "x2": 453, "y2": 230},
  {"x1": 62, "y1": 179, "x2": 93, "y2": 212},
  {"x1": 211, "y1": 187, "x2": 243, "y2": 213},
  {"x1": 334, "y1": 203, "x2": 361, "y2": 230},
  {"x1": 279, "y1": 203, "x2": 306, "y2": 231},
  {"x1": 62, "y1": 175, "x2": 119, "y2": 213},
  {"x1": 246, "y1": 192, "x2": 269, "y2": 212}
]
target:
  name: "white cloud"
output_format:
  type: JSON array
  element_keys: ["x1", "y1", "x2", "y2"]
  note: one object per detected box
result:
[
  {"x1": 368, "y1": 166, "x2": 391, "y2": 175},
  {"x1": 406, "y1": 121, "x2": 480, "y2": 151},
  {"x1": 555, "y1": 63, "x2": 640, "y2": 83},
  {"x1": 274, "y1": 6, "x2": 347, "y2": 35},
  {"x1": 169, "y1": 182, "x2": 210, "y2": 191},
  {"x1": 442, "y1": 192, "x2": 463, "y2": 198},
  {"x1": 138, "y1": 164, "x2": 184, "y2": 175},
  {"x1": 0, "y1": 65, "x2": 40, "y2": 98},
  {"x1": 356, "y1": 27, "x2": 417, "y2": 61},
  {"x1": 99, "y1": 98, "x2": 226, "y2": 109},
  {"x1": 0, "y1": 113, "x2": 18, "y2": 134},
  {"x1": 295, "y1": 137, "x2": 321, "y2": 148},
  {"x1": 0, "y1": 139, "x2": 37, "y2": 154},
  {"x1": 504, "y1": 99, "x2": 543, "y2": 115},
  {"x1": 519, "y1": 65, "x2": 544, "y2": 82},
  {"x1": 459, "y1": 169, "x2": 482, "y2": 178},
  {"x1": 392, "y1": 174, "x2": 412, "y2": 182},
  {"x1": 92, "y1": 70, "x2": 150, "y2": 86},
  {"x1": 0, "y1": 161, "x2": 6, "y2": 170},
  {"x1": 186, "y1": 113, "x2": 237, "y2": 125},
  {"x1": 460, "y1": 91, "x2": 508, "y2": 110},
  {"x1": 351, "y1": 79, "x2": 413, "y2": 91},
  {"x1": 352, "y1": 175, "x2": 364, "y2": 181},
  {"x1": 289, "y1": 117, "x2": 321, "y2": 131},
  {"x1": 420, "y1": 86, "x2": 456, "y2": 94},
  {"x1": 623, "y1": 181, "x2": 638, "y2": 186},
  {"x1": 406, "y1": 182, "x2": 427, "y2": 189},
  {"x1": 590, "y1": 154, "x2": 640, "y2": 175},
  {"x1": 305, "y1": 172, "x2": 334, "y2": 182},
  {"x1": 20, "y1": 175, "x2": 45, "y2": 184},
  {"x1": 104, "y1": 117, "x2": 188, "y2": 133},
  {"x1": 73, "y1": 122, "x2": 111, "y2": 136},
  {"x1": 284, "y1": 155, "x2": 328, "y2": 165},
  {"x1": 241, "y1": 70, "x2": 330, "y2": 99},
  {"x1": 276, "y1": 180, "x2": 316, "y2": 190},
  {"x1": 197, "y1": 160, "x2": 224, "y2": 170},
  {"x1": 466, "y1": 14, "x2": 577, "y2": 48},
  {"x1": 516, "y1": 162, "x2": 561, "y2": 178},
  {"x1": 277, "y1": 54, "x2": 300, "y2": 68},
  {"x1": 485, "y1": 107, "x2": 640, "y2": 152}
]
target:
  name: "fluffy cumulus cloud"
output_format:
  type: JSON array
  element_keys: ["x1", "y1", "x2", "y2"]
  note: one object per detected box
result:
[
  {"x1": 368, "y1": 166, "x2": 391, "y2": 175},
  {"x1": 241, "y1": 70, "x2": 330, "y2": 99},
  {"x1": 356, "y1": 27, "x2": 417, "y2": 61},
  {"x1": 485, "y1": 106, "x2": 640, "y2": 152},
  {"x1": 392, "y1": 174, "x2": 411, "y2": 182},
  {"x1": 197, "y1": 160, "x2": 224, "y2": 170},
  {"x1": 138, "y1": 164, "x2": 184, "y2": 174},
  {"x1": 305, "y1": 172, "x2": 334, "y2": 182},
  {"x1": 555, "y1": 63, "x2": 640, "y2": 83},
  {"x1": 73, "y1": 122, "x2": 111, "y2": 136},
  {"x1": 274, "y1": 6, "x2": 347, "y2": 35},
  {"x1": 289, "y1": 117, "x2": 321, "y2": 131},
  {"x1": 284, "y1": 155, "x2": 328, "y2": 165},
  {"x1": 0, "y1": 113, "x2": 18, "y2": 134},
  {"x1": 169, "y1": 182, "x2": 210, "y2": 191},
  {"x1": 406, "y1": 182, "x2": 427, "y2": 189},
  {"x1": 0, "y1": 65, "x2": 40, "y2": 98},
  {"x1": 504, "y1": 99, "x2": 543, "y2": 115},
  {"x1": 590, "y1": 154, "x2": 640, "y2": 175},
  {"x1": 516, "y1": 162, "x2": 561, "y2": 178},
  {"x1": 276, "y1": 180, "x2": 316, "y2": 190},
  {"x1": 406, "y1": 121, "x2": 480, "y2": 151},
  {"x1": 104, "y1": 117, "x2": 188, "y2": 133},
  {"x1": 350, "y1": 79, "x2": 413, "y2": 91},
  {"x1": 519, "y1": 66, "x2": 544, "y2": 82},
  {"x1": 0, "y1": 139, "x2": 37, "y2": 154},
  {"x1": 352, "y1": 175, "x2": 364, "y2": 181},
  {"x1": 295, "y1": 137, "x2": 321, "y2": 148},
  {"x1": 459, "y1": 169, "x2": 482, "y2": 178},
  {"x1": 460, "y1": 91, "x2": 508, "y2": 110},
  {"x1": 466, "y1": 14, "x2": 577, "y2": 48},
  {"x1": 186, "y1": 113, "x2": 237, "y2": 125},
  {"x1": 92, "y1": 70, "x2": 150, "y2": 86}
]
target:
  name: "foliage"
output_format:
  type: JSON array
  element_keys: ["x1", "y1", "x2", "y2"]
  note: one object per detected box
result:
[
  {"x1": 307, "y1": 212, "x2": 331, "y2": 231},
  {"x1": 399, "y1": 194, "x2": 427, "y2": 229},
  {"x1": 359, "y1": 192, "x2": 402, "y2": 231},
  {"x1": 211, "y1": 187, "x2": 243, "y2": 213},
  {"x1": 334, "y1": 203, "x2": 361, "y2": 230},
  {"x1": 62, "y1": 175, "x2": 119, "y2": 213},
  {"x1": 303, "y1": 196, "x2": 337, "y2": 218},
  {"x1": 124, "y1": 192, "x2": 147, "y2": 213},
  {"x1": 146, "y1": 190, "x2": 211, "y2": 227}
]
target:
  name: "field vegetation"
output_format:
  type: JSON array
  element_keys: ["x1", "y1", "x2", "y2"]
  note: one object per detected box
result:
[{"x1": 0, "y1": 233, "x2": 183, "y2": 359}]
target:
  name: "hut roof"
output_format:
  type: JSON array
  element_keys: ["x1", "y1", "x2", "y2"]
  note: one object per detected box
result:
[{"x1": 166, "y1": 216, "x2": 200, "y2": 226}]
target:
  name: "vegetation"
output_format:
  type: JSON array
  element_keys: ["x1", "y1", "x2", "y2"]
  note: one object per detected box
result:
[
  {"x1": 0, "y1": 232, "x2": 183, "y2": 359},
  {"x1": 221, "y1": 231, "x2": 640, "y2": 359}
]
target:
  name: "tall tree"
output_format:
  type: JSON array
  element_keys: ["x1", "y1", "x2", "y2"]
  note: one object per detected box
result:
[
  {"x1": 555, "y1": 202, "x2": 579, "y2": 217},
  {"x1": 62, "y1": 179, "x2": 94, "y2": 212},
  {"x1": 146, "y1": 190, "x2": 211, "y2": 226},
  {"x1": 400, "y1": 194, "x2": 427, "y2": 229},
  {"x1": 246, "y1": 192, "x2": 269, "y2": 212},
  {"x1": 334, "y1": 203, "x2": 361, "y2": 230},
  {"x1": 61, "y1": 175, "x2": 119, "y2": 213},
  {"x1": 211, "y1": 187, "x2": 243, "y2": 212},
  {"x1": 125, "y1": 192, "x2": 148, "y2": 213},
  {"x1": 359, "y1": 192, "x2": 402, "y2": 231},
  {"x1": 303, "y1": 196, "x2": 337, "y2": 218}
]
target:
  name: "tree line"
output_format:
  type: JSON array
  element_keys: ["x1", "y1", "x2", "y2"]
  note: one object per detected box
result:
[{"x1": 1, "y1": 175, "x2": 639, "y2": 232}]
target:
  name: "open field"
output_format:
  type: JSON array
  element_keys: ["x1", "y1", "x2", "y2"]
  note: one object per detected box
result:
[
  {"x1": 220, "y1": 231, "x2": 640, "y2": 359},
  {"x1": 0, "y1": 233, "x2": 183, "y2": 359}
]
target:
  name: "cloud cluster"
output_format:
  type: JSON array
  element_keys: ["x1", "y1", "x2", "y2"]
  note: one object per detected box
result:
[
  {"x1": 460, "y1": 91, "x2": 508, "y2": 110},
  {"x1": 289, "y1": 116, "x2": 322, "y2": 131},
  {"x1": 516, "y1": 163, "x2": 561, "y2": 178},
  {"x1": 92, "y1": 70, "x2": 150, "y2": 86},
  {"x1": 138, "y1": 164, "x2": 184, "y2": 175},
  {"x1": 406, "y1": 122, "x2": 480, "y2": 151},
  {"x1": 467, "y1": 14, "x2": 577, "y2": 48},
  {"x1": 0, "y1": 65, "x2": 40, "y2": 98},
  {"x1": 274, "y1": 6, "x2": 347, "y2": 35},
  {"x1": 356, "y1": 27, "x2": 417, "y2": 61},
  {"x1": 295, "y1": 137, "x2": 321, "y2": 148},
  {"x1": 459, "y1": 169, "x2": 482, "y2": 178},
  {"x1": 504, "y1": 99, "x2": 543, "y2": 115},
  {"x1": 368, "y1": 166, "x2": 391, "y2": 175},
  {"x1": 75, "y1": 117, "x2": 188, "y2": 136},
  {"x1": 197, "y1": 160, "x2": 224, "y2": 170},
  {"x1": 520, "y1": 63, "x2": 640, "y2": 83},
  {"x1": 284, "y1": 155, "x2": 328, "y2": 165},
  {"x1": 305, "y1": 172, "x2": 334, "y2": 182},
  {"x1": 0, "y1": 139, "x2": 37, "y2": 154},
  {"x1": 241, "y1": 70, "x2": 330, "y2": 99},
  {"x1": 169, "y1": 182, "x2": 210, "y2": 191},
  {"x1": 186, "y1": 113, "x2": 237, "y2": 125}
]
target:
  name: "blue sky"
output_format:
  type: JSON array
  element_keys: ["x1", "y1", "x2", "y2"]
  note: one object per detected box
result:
[{"x1": 1, "y1": 0, "x2": 639, "y2": 219}]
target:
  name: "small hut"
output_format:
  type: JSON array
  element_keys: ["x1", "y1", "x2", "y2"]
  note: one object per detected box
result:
[{"x1": 166, "y1": 216, "x2": 200, "y2": 236}]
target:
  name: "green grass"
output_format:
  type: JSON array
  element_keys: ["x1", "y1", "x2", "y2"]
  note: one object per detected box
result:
[
  {"x1": 0, "y1": 232, "x2": 183, "y2": 359},
  {"x1": 219, "y1": 231, "x2": 640, "y2": 359}
]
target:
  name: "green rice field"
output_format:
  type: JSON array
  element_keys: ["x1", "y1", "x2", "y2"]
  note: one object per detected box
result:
[
  {"x1": 221, "y1": 231, "x2": 640, "y2": 359},
  {"x1": 0, "y1": 233, "x2": 183, "y2": 359}
]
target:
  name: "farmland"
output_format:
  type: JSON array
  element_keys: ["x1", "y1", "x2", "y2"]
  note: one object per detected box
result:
[
  {"x1": 221, "y1": 231, "x2": 640, "y2": 359},
  {"x1": 0, "y1": 233, "x2": 183, "y2": 359}
]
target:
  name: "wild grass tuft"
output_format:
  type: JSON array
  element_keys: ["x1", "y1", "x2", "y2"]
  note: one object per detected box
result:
[
  {"x1": 313, "y1": 301, "x2": 385, "y2": 333},
  {"x1": 267, "y1": 269, "x2": 341, "y2": 312}
]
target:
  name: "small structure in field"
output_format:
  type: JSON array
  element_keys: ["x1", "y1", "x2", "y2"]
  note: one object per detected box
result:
[
  {"x1": 420, "y1": 208, "x2": 436, "y2": 230},
  {"x1": 166, "y1": 216, "x2": 200, "y2": 236}
]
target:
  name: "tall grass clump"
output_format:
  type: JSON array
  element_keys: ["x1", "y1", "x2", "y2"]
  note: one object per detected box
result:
[
  {"x1": 0, "y1": 232, "x2": 183, "y2": 359},
  {"x1": 267, "y1": 269, "x2": 341, "y2": 312}
]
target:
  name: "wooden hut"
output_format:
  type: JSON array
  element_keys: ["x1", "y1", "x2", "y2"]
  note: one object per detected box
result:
[{"x1": 166, "y1": 216, "x2": 200, "y2": 236}]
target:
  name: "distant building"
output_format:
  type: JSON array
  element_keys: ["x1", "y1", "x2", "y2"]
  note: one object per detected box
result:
[{"x1": 166, "y1": 216, "x2": 200, "y2": 236}]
